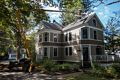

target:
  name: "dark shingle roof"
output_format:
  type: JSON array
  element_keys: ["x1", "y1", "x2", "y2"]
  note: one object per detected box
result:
[
  {"x1": 41, "y1": 21, "x2": 62, "y2": 31},
  {"x1": 63, "y1": 12, "x2": 96, "y2": 31}
]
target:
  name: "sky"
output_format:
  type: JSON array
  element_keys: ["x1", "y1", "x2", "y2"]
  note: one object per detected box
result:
[{"x1": 41, "y1": 0, "x2": 120, "y2": 27}]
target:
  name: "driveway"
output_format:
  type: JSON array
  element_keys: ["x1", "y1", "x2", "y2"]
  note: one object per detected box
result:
[
  {"x1": 0, "y1": 72, "x2": 64, "y2": 80},
  {"x1": 0, "y1": 71, "x2": 82, "y2": 80}
]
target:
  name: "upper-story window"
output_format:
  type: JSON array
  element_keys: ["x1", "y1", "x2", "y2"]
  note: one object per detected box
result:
[
  {"x1": 44, "y1": 32, "x2": 49, "y2": 42},
  {"x1": 94, "y1": 30, "x2": 97, "y2": 39},
  {"x1": 69, "y1": 32, "x2": 72, "y2": 41},
  {"x1": 53, "y1": 47, "x2": 58, "y2": 57},
  {"x1": 82, "y1": 28, "x2": 88, "y2": 39},
  {"x1": 39, "y1": 34, "x2": 42, "y2": 42},
  {"x1": 65, "y1": 33, "x2": 68, "y2": 42},
  {"x1": 93, "y1": 19, "x2": 97, "y2": 27},
  {"x1": 54, "y1": 33, "x2": 57, "y2": 42}
]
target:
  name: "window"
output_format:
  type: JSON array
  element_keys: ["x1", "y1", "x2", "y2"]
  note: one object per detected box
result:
[
  {"x1": 65, "y1": 33, "x2": 68, "y2": 42},
  {"x1": 82, "y1": 28, "x2": 88, "y2": 39},
  {"x1": 53, "y1": 48, "x2": 58, "y2": 56},
  {"x1": 69, "y1": 47, "x2": 72, "y2": 56},
  {"x1": 65, "y1": 47, "x2": 72, "y2": 56},
  {"x1": 65, "y1": 47, "x2": 68, "y2": 56},
  {"x1": 44, "y1": 47, "x2": 47, "y2": 56},
  {"x1": 44, "y1": 32, "x2": 49, "y2": 41},
  {"x1": 94, "y1": 30, "x2": 97, "y2": 39},
  {"x1": 69, "y1": 32, "x2": 72, "y2": 41},
  {"x1": 39, "y1": 34, "x2": 42, "y2": 42},
  {"x1": 93, "y1": 19, "x2": 97, "y2": 27},
  {"x1": 54, "y1": 33, "x2": 57, "y2": 42},
  {"x1": 39, "y1": 48, "x2": 42, "y2": 54}
]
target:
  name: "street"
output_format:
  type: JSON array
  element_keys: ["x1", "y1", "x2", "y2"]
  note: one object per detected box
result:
[{"x1": 0, "y1": 72, "x2": 64, "y2": 80}]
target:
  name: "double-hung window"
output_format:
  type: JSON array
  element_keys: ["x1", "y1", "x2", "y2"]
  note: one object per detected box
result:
[
  {"x1": 53, "y1": 47, "x2": 58, "y2": 57},
  {"x1": 54, "y1": 33, "x2": 57, "y2": 42},
  {"x1": 44, "y1": 32, "x2": 49, "y2": 42},
  {"x1": 65, "y1": 47, "x2": 72, "y2": 56},
  {"x1": 94, "y1": 30, "x2": 97, "y2": 39},
  {"x1": 69, "y1": 32, "x2": 72, "y2": 41},
  {"x1": 44, "y1": 47, "x2": 47, "y2": 57},
  {"x1": 82, "y1": 28, "x2": 88, "y2": 39},
  {"x1": 39, "y1": 34, "x2": 42, "y2": 42},
  {"x1": 65, "y1": 33, "x2": 68, "y2": 42}
]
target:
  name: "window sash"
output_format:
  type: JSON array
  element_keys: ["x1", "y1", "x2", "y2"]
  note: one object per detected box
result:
[
  {"x1": 82, "y1": 29, "x2": 88, "y2": 39},
  {"x1": 53, "y1": 48, "x2": 58, "y2": 56}
]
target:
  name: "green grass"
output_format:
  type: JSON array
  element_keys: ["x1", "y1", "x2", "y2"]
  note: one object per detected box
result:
[{"x1": 65, "y1": 73, "x2": 107, "y2": 80}]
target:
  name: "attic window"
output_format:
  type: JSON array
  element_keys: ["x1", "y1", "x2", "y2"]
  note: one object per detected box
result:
[{"x1": 93, "y1": 19, "x2": 97, "y2": 27}]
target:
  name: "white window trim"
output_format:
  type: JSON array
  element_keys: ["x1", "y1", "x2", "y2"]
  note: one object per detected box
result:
[{"x1": 53, "y1": 47, "x2": 58, "y2": 57}]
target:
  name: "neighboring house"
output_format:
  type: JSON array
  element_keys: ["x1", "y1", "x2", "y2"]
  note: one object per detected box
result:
[
  {"x1": 35, "y1": 12, "x2": 105, "y2": 67},
  {"x1": 8, "y1": 48, "x2": 27, "y2": 60}
]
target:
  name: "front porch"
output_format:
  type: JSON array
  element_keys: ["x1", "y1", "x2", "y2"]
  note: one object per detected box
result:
[{"x1": 92, "y1": 54, "x2": 119, "y2": 63}]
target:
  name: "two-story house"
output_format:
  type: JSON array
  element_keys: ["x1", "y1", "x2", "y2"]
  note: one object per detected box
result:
[{"x1": 35, "y1": 12, "x2": 105, "y2": 67}]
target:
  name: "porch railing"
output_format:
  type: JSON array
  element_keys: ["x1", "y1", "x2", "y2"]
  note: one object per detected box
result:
[{"x1": 92, "y1": 55, "x2": 117, "y2": 62}]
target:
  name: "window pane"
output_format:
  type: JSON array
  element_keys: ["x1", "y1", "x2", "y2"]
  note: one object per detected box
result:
[
  {"x1": 94, "y1": 31, "x2": 97, "y2": 39},
  {"x1": 44, "y1": 47, "x2": 47, "y2": 56},
  {"x1": 39, "y1": 34, "x2": 42, "y2": 42},
  {"x1": 65, "y1": 47, "x2": 68, "y2": 56},
  {"x1": 69, "y1": 32, "x2": 72, "y2": 41},
  {"x1": 93, "y1": 19, "x2": 97, "y2": 27},
  {"x1": 54, "y1": 34, "x2": 57, "y2": 42},
  {"x1": 65, "y1": 34, "x2": 68, "y2": 41},
  {"x1": 82, "y1": 29, "x2": 88, "y2": 39},
  {"x1": 44, "y1": 32, "x2": 49, "y2": 41},
  {"x1": 69, "y1": 47, "x2": 72, "y2": 56},
  {"x1": 54, "y1": 48, "x2": 58, "y2": 56}
]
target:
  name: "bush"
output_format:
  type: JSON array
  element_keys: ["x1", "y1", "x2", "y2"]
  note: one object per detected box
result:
[
  {"x1": 92, "y1": 63, "x2": 106, "y2": 76},
  {"x1": 58, "y1": 63, "x2": 71, "y2": 71},
  {"x1": 105, "y1": 63, "x2": 120, "y2": 78},
  {"x1": 42, "y1": 58, "x2": 56, "y2": 71}
]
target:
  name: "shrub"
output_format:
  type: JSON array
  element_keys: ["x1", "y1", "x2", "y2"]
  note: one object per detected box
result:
[
  {"x1": 58, "y1": 63, "x2": 72, "y2": 71},
  {"x1": 106, "y1": 63, "x2": 120, "y2": 78},
  {"x1": 92, "y1": 63, "x2": 106, "y2": 76},
  {"x1": 42, "y1": 58, "x2": 56, "y2": 71},
  {"x1": 71, "y1": 63, "x2": 80, "y2": 71}
]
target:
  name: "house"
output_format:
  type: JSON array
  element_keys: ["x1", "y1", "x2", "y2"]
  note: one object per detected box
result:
[
  {"x1": 35, "y1": 12, "x2": 105, "y2": 67},
  {"x1": 8, "y1": 47, "x2": 27, "y2": 60}
]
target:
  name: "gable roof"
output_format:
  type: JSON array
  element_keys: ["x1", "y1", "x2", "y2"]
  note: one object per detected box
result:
[
  {"x1": 63, "y1": 12, "x2": 104, "y2": 31},
  {"x1": 40, "y1": 21, "x2": 62, "y2": 31}
]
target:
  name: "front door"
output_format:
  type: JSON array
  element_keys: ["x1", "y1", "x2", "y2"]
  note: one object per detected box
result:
[{"x1": 83, "y1": 47, "x2": 91, "y2": 68}]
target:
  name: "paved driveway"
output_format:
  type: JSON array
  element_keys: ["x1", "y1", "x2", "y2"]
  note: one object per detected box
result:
[{"x1": 0, "y1": 72, "x2": 64, "y2": 80}]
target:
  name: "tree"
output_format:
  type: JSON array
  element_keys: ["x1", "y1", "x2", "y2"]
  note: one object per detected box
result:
[
  {"x1": 91, "y1": 0, "x2": 120, "y2": 7},
  {"x1": 0, "y1": 0, "x2": 49, "y2": 60},
  {"x1": 59, "y1": 0, "x2": 92, "y2": 25},
  {"x1": 104, "y1": 14, "x2": 120, "y2": 51}
]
